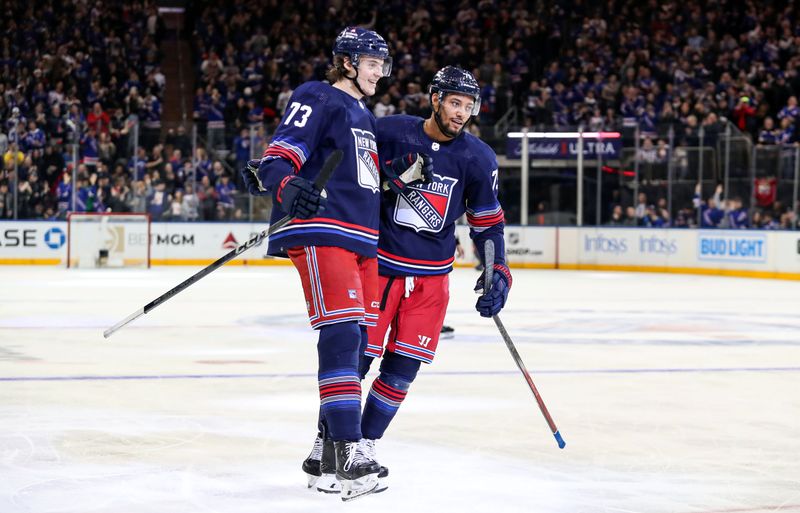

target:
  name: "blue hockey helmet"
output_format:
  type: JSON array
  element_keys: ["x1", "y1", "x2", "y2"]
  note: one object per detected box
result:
[
  {"x1": 333, "y1": 27, "x2": 392, "y2": 77},
  {"x1": 429, "y1": 66, "x2": 481, "y2": 116}
]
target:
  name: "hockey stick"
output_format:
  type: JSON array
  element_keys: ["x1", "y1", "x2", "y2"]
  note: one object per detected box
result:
[
  {"x1": 483, "y1": 240, "x2": 566, "y2": 449},
  {"x1": 103, "y1": 149, "x2": 344, "y2": 339}
]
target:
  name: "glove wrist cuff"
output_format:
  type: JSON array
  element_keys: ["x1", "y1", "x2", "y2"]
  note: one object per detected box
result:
[
  {"x1": 274, "y1": 175, "x2": 295, "y2": 205},
  {"x1": 493, "y1": 263, "x2": 512, "y2": 288}
]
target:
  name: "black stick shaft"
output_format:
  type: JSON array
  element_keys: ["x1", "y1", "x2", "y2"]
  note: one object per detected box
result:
[
  {"x1": 483, "y1": 240, "x2": 566, "y2": 449},
  {"x1": 103, "y1": 150, "x2": 343, "y2": 339}
]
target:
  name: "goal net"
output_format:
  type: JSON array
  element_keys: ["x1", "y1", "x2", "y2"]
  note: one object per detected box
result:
[{"x1": 67, "y1": 213, "x2": 151, "y2": 268}]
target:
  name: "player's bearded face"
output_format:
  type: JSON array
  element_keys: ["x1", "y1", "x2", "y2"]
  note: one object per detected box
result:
[
  {"x1": 355, "y1": 57, "x2": 386, "y2": 97},
  {"x1": 436, "y1": 93, "x2": 475, "y2": 137}
]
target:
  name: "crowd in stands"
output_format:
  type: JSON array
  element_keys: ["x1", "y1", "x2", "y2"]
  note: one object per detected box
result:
[
  {"x1": 3, "y1": 0, "x2": 800, "y2": 228},
  {"x1": 601, "y1": 184, "x2": 799, "y2": 229}
]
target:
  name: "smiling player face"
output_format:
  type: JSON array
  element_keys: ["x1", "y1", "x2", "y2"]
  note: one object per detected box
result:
[
  {"x1": 355, "y1": 56, "x2": 386, "y2": 97},
  {"x1": 434, "y1": 92, "x2": 475, "y2": 137}
]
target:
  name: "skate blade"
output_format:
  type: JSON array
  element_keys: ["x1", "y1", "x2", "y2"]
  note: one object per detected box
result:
[
  {"x1": 340, "y1": 475, "x2": 379, "y2": 502},
  {"x1": 305, "y1": 473, "x2": 320, "y2": 489},
  {"x1": 315, "y1": 473, "x2": 341, "y2": 494},
  {"x1": 373, "y1": 478, "x2": 388, "y2": 494}
]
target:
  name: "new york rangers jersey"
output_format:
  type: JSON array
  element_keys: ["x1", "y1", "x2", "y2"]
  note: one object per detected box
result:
[
  {"x1": 376, "y1": 115, "x2": 505, "y2": 276},
  {"x1": 262, "y1": 81, "x2": 381, "y2": 257}
]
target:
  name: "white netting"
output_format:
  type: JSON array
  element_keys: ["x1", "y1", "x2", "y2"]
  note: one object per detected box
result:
[{"x1": 67, "y1": 213, "x2": 150, "y2": 268}]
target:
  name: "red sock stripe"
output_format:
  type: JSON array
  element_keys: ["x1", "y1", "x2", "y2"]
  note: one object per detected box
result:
[
  {"x1": 319, "y1": 383, "x2": 362, "y2": 399},
  {"x1": 372, "y1": 379, "x2": 407, "y2": 402}
]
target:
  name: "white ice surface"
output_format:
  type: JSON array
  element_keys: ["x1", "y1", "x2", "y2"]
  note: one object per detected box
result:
[{"x1": 1, "y1": 266, "x2": 799, "y2": 513}]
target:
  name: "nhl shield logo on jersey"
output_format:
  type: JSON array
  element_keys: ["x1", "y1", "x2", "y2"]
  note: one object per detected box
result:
[
  {"x1": 351, "y1": 128, "x2": 379, "y2": 192},
  {"x1": 393, "y1": 173, "x2": 458, "y2": 233}
]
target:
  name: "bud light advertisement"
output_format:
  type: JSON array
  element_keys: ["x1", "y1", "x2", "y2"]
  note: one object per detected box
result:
[{"x1": 697, "y1": 233, "x2": 767, "y2": 263}]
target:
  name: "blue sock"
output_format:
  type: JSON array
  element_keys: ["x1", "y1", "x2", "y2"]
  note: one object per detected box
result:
[
  {"x1": 361, "y1": 352, "x2": 421, "y2": 440},
  {"x1": 317, "y1": 321, "x2": 363, "y2": 441}
]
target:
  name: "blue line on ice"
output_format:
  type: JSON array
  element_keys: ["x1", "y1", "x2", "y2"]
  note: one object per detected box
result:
[{"x1": 2, "y1": 366, "x2": 799, "y2": 382}]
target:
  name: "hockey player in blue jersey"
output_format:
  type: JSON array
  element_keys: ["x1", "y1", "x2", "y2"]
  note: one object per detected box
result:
[
  {"x1": 358, "y1": 66, "x2": 512, "y2": 472},
  {"x1": 241, "y1": 27, "x2": 430, "y2": 501}
]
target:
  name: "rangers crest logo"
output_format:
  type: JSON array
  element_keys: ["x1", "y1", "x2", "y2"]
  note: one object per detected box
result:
[
  {"x1": 351, "y1": 128, "x2": 379, "y2": 192},
  {"x1": 393, "y1": 173, "x2": 458, "y2": 233}
]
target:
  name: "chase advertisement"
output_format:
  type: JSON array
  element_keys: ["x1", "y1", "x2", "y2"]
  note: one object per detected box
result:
[{"x1": 0, "y1": 221, "x2": 67, "y2": 262}]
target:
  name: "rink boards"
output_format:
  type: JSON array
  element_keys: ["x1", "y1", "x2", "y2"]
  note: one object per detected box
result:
[{"x1": 1, "y1": 220, "x2": 799, "y2": 279}]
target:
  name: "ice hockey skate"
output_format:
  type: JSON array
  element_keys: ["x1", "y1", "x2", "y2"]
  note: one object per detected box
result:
[
  {"x1": 301, "y1": 435, "x2": 323, "y2": 488},
  {"x1": 361, "y1": 438, "x2": 389, "y2": 493},
  {"x1": 302, "y1": 435, "x2": 341, "y2": 493},
  {"x1": 334, "y1": 440, "x2": 381, "y2": 501},
  {"x1": 315, "y1": 438, "x2": 340, "y2": 494}
]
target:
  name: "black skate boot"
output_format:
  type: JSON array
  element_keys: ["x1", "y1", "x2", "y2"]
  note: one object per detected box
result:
[
  {"x1": 301, "y1": 434, "x2": 323, "y2": 488},
  {"x1": 334, "y1": 440, "x2": 380, "y2": 501},
  {"x1": 315, "y1": 438, "x2": 340, "y2": 494},
  {"x1": 360, "y1": 439, "x2": 389, "y2": 493}
]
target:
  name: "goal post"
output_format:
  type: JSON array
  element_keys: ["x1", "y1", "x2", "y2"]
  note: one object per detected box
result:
[{"x1": 67, "y1": 213, "x2": 151, "y2": 268}]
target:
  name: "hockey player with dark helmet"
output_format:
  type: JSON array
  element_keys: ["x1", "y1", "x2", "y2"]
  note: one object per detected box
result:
[
  {"x1": 428, "y1": 66, "x2": 482, "y2": 138},
  {"x1": 329, "y1": 27, "x2": 392, "y2": 98}
]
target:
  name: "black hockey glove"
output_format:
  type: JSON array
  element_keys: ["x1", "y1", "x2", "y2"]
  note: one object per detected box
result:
[
  {"x1": 381, "y1": 153, "x2": 434, "y2": 194},
  {"x1": 273, "y1": 175, "x2": 327, "y2": 219},
  {"x1": 242, "y1": 159, "x2": 270, "y2": 196}
]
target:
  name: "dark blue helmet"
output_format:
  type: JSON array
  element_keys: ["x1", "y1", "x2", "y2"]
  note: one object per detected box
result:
[
  {"x1": 333, "y1": 27, "x2": 392, "y2": 77},
  {"x1": 429, "y1": 66, "x2": 481, "y2": 116}
]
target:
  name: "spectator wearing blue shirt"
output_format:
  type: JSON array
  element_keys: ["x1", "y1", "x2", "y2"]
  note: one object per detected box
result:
[
  {"x1": 214, "y1": 173, "x2": 236, "y2": 218},
  {"x1": 81, "y1": 127, "x2": 99, "y2": 170},
  {"x1": 205, "y1": 88, "x2": 225, "y2": 151},
  {"x1": 128, "y1": 147, "x2": 148, "y2": 181},
  {"x1": 758, "y1": 117, "x2": 781, "y2": 145},
  {"x1": 692, "y1": 184, "x2": 724, "y2": 228},
  {"x1": 56, "y1": 171, "x2": 73, "y2": 216},
  {"x1": 232, "y1": 127, "x2": 251, "y2": 185},
  {"x1": 23, "y1": 120, "x2": 45, "y2": 151},
  {"x1": 141, "y1": 93, "x2": 162, "y2": 150},
  {"x1": 147, "y1": 179, "x2": 169, "y2": 219},
  {"x1": 777, "y1": 96, "x2": 799, "y2": 123},
  {"x1": 777, "y1": 117, "x2": 795, "y2": 144},
  {"x1": 727, "y1": 197, "x2": 750, "y2": 229}
]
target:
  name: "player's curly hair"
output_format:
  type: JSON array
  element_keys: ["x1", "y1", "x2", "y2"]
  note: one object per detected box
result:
[{"x1": 325, "y1": 55, "x2": 350, "y2": 83}]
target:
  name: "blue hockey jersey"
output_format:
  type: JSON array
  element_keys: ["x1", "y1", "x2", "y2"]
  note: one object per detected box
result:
[
  {"x1": 376, "y1": 115, "x2": 505, "y2": 276},
  {"x1": 261, "y1": 81, "x2": 381, "y2": 257}
]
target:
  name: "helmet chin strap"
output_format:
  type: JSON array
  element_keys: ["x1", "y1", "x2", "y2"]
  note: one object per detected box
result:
[
  {"x1": 343, "y1": 58, "x2": 368, "y2": 98},
  {"x1": 350, "y1": 71, "x2": 369, "y2": 98}
]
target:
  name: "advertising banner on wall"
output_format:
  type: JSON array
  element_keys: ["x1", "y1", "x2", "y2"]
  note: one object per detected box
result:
[
  {"x1": 0, "y1": 221, "x2": 67, "y2": 263},
  {"x1": 571, "y1": 227, "x2": 685, "y2": 267},
  {"x1": 149, "y1": 222, "x2": 273, "y2": 262},
  {"x1": 506, "y1": 137, "x2": 622, "y2": 160},
  {"x1": 453, "y1": 224, "x2": 556, "y2": 268},
  {"x1": 3, "y1": 221, "x2": 799, "y2": 278},
  {"x1": 0, "y1": 221, "x2": 279, "y2": 265},
  {"x1": 559, "y1": 227, "x2": 798, "y2": 276},
  {"x1": 696, "y1": 232, "x2": 768, "y2": 264}
]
